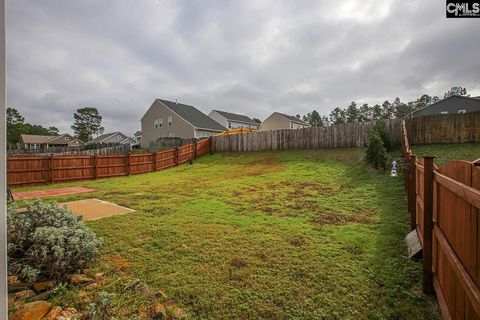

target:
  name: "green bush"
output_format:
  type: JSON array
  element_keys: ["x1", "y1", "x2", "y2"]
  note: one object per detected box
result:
[
  {"x1": 7, "y1": 201, "x2": 102, "y2": 282},
  {"x1": 373, "y1": 119, "x2": 392, "y2": 151},
  {"x1": 365, "y1": 132, "x2": 388, "y2": 169}
]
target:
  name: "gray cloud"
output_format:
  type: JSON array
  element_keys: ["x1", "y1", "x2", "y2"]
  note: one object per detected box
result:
[{"x1": 7, "y1": 0, "x2": 480, "y2": 136}]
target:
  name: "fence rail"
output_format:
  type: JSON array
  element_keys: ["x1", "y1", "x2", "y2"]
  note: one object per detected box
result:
[
  {"x1": 7, "y1": 138, "x2": 211, "y2": 186},
  {"x1": 212, "y1": 119, "x2": 401, "y2": 152},
  {"x1": 402, "y1": 121, "x2": 480, "y2": 319}
]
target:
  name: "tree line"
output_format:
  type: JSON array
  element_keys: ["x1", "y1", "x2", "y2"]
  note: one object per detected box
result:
[
  {"x1": 296, "y1": 86, "x2": 470, "y2": 127},
  {"x1": 7, "y1": 106, "x2": 105, "y2": 148}
]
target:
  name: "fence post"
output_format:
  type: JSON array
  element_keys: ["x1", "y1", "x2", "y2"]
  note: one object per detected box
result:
[
  {"x1": 49, "y1": 156, "x2": 54, "y2": 184},
  {"x1": 93, "y1": 155, "x2": 98, "y2": 179},
  {"x1": 409, "y1": 154, "x2": 417, "y2": 231},
  {"x1": 152, "y1": 152, "x2": 157, "y2": 171},
  {"x1": 193, "y1": 140, "x2": 197, "y2": 159},
  {"x1": 208, "y1": 136, "x2": 213, "y2": 154},
  {"x1": 175, "y1": 148, "x2": 179, "y2": 165},
  {"x1": 127, "y1": 153, "x2": 131, "y2": 176},
  {"x1": 404, "y1": 150, "x2": 411, "y2": 202},
  {"x1": 423, "y1": 155, "x2": 435, "y2": 294}
]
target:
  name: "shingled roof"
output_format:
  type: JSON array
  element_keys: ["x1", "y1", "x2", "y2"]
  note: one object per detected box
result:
[
  {"x1": 20, "y1": 134, "x2": 56, "y2": 144},
  {"x1": 157, "y1": 99, "x2": 227, "y2": 131},
  {"x1": 212, "y1": 110, "x2": 259, "y2": 125}
]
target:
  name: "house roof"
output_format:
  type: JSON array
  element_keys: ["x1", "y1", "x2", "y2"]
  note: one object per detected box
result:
[
  {"x1": 20, "y1": 134, "x2": 75, "y2": 144},
  {"x1": 276, "y1": 112, "x2": 308, "y2": 125},
  {"x1": 20, "y1": 134, "x2": 57, "y2": 144},
  {"x1": 157, "y1": 99, "x2": 227, "y2": 131},
  {"x1": 88, "y1": 132, "x2": 123, "y2": 144},
  {"x1": 212, "y1": 110, "x2": 260, "y2": 125},
  {"x1": 411, "y1": 95, "x2": 480, "y2": 115},
  {"x1": 20, "y1": 134, "x2": 84, "y2": 145},
  {"x1": 119, "y1": 137, "x2": 136, "y2": 144}
]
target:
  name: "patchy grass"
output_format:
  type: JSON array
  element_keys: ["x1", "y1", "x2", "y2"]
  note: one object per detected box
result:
[
  {"x1": 13, "y1": 148, "x2": 440, "y2": 319},
  {"x1": 411, "y1": 143, "x2": 480, "y2": 166}
]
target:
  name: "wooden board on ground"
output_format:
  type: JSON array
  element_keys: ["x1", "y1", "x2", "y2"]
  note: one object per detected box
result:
[
  {"x1": 405, "y1": 229, "x2": 422, "y2": 259},
  {"x1": 63, "y1": 199, "x2": 135, "y2": 221},
  {"x1": 13, "y1": 187, "x2": 95, "y2": 200}
]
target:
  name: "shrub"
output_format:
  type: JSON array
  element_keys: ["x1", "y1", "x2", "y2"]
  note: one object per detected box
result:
[
  {"x1": 7, "y1": 201, "x2": 102, "y2": 282},
  {"x1": 365, "y1": 132, "x2": 388, "y2": 169},
  {"x1": 373, "y1": 119, "x2": 392, "y2": 151}
]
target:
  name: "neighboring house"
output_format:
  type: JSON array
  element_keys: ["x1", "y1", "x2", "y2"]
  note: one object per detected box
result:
[
  {"x1": 208, "y1": 110, "x2": 260, "y2": 130},
  {"x1": 409, "y1": 95, "x2": 480, "y2": 118},
  {"x1": 140, "y1": 99, "x2": 227, "y2": 148},
  {"x1": 260, "y1": 112, "x2": 309, "y2": 131},
  {"x1": 20, "y1": 134, "x2": 84, "y2": 149},
  {"x1": 134, "y1": 131, "x2": 142, "y2": 145},
  {"x1": 87, "y1": 132, "x2": 136, "y2": 146}
]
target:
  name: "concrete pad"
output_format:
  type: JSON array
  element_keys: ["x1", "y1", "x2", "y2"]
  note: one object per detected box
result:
[
  {"x1": 14, "y1": 187, "x2": 95, "y2": 200},
  {"x1": 63, "y1": 199, "x2": 135, "y2": 221}
]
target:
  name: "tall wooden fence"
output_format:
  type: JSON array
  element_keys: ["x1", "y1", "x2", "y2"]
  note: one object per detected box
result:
[
  {"x1": 405, "y1": 111, "x2": 480, "y2": 145},
  {"x1": 7, "y1": 138, "x2": 211, "y2": 186},
  {"x1": 212, "y1": 119, "x2": 401, "y2": 152},
  {"x1": 402, "y1": 121, "x2": 480, "y2": 319}
]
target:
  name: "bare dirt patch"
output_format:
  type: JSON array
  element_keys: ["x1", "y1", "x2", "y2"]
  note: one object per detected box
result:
[
  {"x1": 309, "y1": 210, "x2": 372, "y2": 228},
  {"x1": 104, "y1": 255, "x2": 130, "y2": 272}
]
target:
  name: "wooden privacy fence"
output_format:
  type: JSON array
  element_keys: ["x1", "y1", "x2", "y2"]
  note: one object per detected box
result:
[
  {"x1": 212, "y1": 119, "x2": 401, "y2": 152},
  {"x1": 402, "y1": 121, "x2": 480, "y2": 319},
  {"x1": 7, "y1": 138, "x2": 211, "y2": 186},
  {"x1": 405, "y1": 111, "x2": 480, "y2": 145}
]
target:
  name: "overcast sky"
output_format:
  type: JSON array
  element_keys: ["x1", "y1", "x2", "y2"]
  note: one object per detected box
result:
[{"x1": 6, "y1": 0, "x2": 480, "y2": 136}]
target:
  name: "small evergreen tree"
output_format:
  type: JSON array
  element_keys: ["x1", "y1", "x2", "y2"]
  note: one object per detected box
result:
[
  {"x1": 365, "y1": 132, "x2": 388, "y2": 169},
  {"x1": 372, "y1": 119, "x2": 392, "y2": 151}
]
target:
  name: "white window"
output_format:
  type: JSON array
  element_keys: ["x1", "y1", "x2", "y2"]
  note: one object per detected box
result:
[
  {"x1": 228, "y1": 122, "x2": 232, "y2": 129},
  {"x1": 168, "y1": 132, "x2": 175, "y2": 138},
  {"x1": 440, "y1": 111, "x2": 448, "y2": 115},
  {"x1": 168, "y1": 116, "x2": 172, "y2": 127},
  {"x1": 64, "y1": 136, "x2": 69, "y2": 141},
  {"x1": 458, "y1": 109, "x2": 466, "y2": 114},
  {"x1": 290, "y1": 122, "x2": 294, "y2": 129},
  {"x1": 154, "y1": 118, "x2": 163, "y2": 128}
]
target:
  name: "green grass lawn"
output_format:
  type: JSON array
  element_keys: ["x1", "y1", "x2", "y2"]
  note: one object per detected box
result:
[
  {"x1": 12, "y1": 148, "x2": 440, "y2": 319},
  {"x1": 411, "y1": 143, "x2": 480, "y2": 166}
]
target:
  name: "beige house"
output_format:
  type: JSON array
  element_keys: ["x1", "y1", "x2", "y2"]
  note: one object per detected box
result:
[
  {"x1": 260, "y1": 112, "x2": 309, "y2": 131},
  {"x1": 141, "y1": 99, "x2": 227, "y2": 148},
  {"x1": 20, "y1": 134, "x2": 84, "y2": 149}
]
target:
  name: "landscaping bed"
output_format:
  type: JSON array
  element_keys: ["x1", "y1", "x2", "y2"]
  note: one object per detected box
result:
[{"x1": 10, "y1": 148, "x2": 440, "y2": 319}]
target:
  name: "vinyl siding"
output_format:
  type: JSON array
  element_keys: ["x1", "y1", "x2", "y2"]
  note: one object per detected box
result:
[{"x1": 141, "y1": 100, "x2": 195, "y2": 148}]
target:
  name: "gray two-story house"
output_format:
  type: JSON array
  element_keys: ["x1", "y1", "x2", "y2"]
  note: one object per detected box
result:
[
  {"x1": 410, "y1": 95, "x2": 480, "y2": 118},
  {"x1": 140, "y1": 99, "x2": 227, "y2": 148}
]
